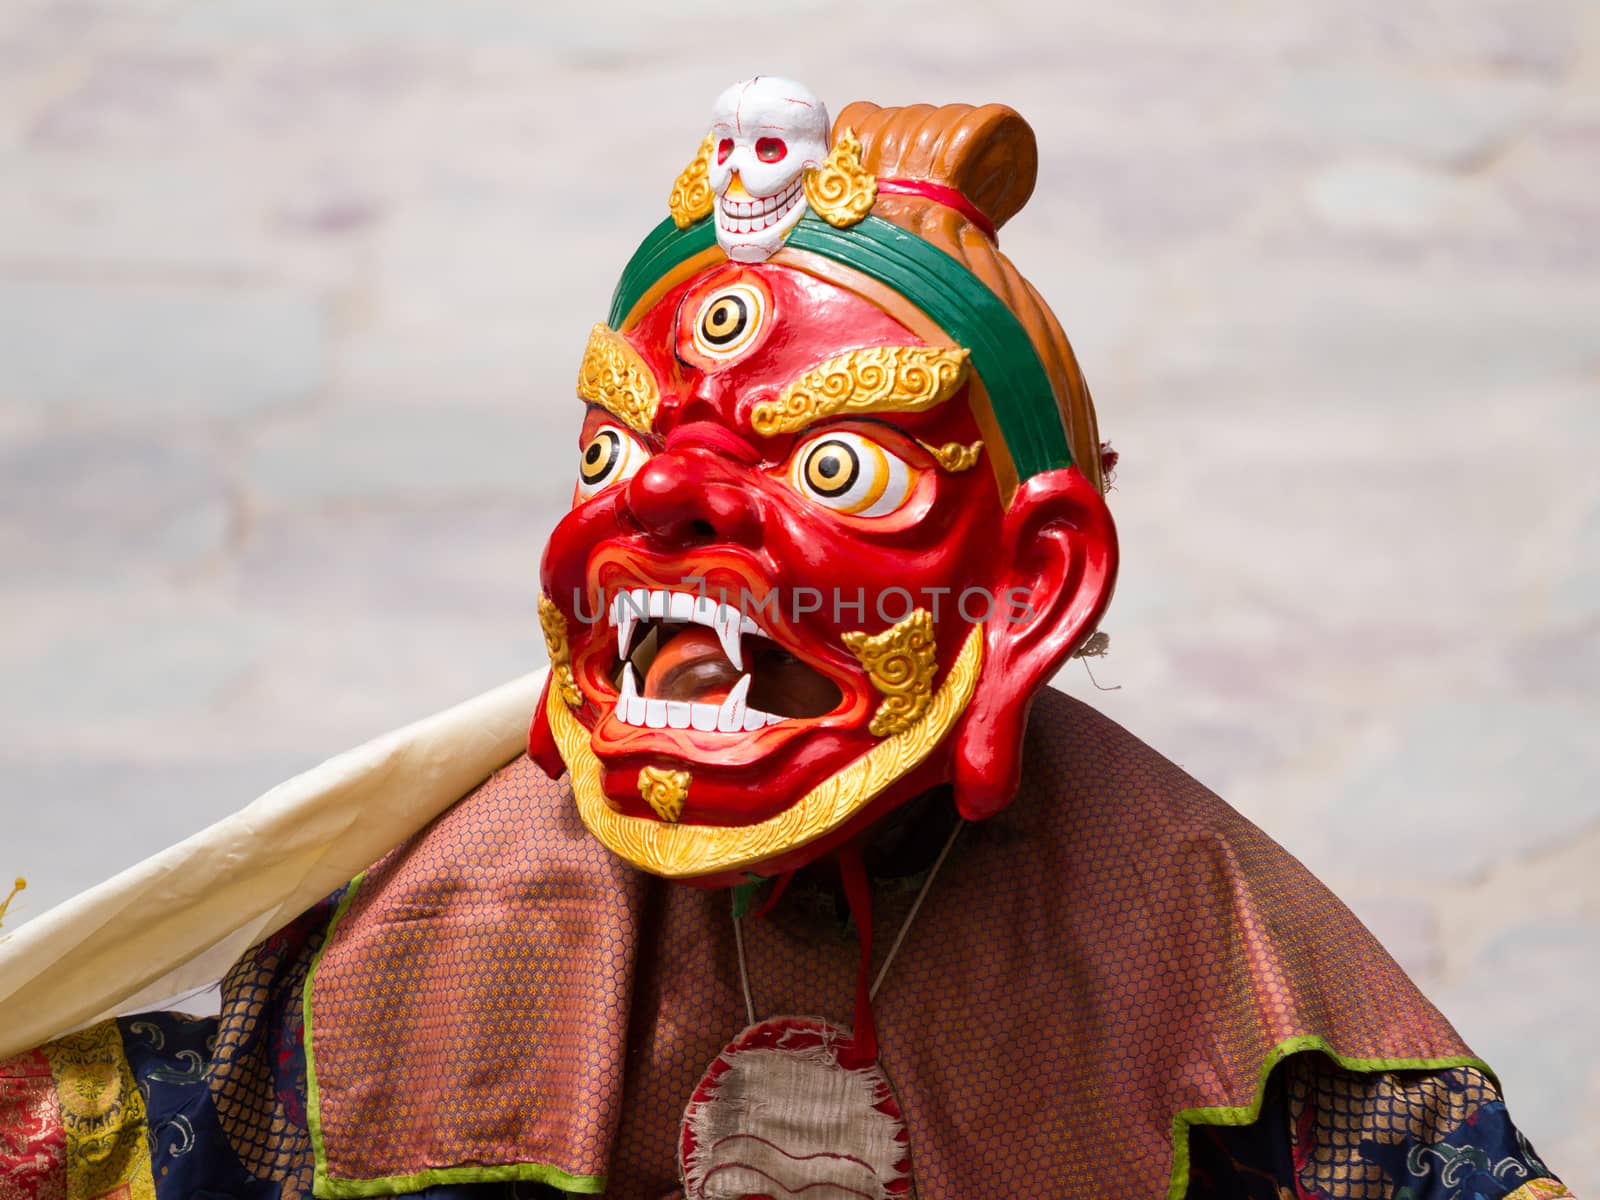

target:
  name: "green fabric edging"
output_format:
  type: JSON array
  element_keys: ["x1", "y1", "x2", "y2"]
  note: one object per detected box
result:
[
  {"x1": 301, "y1": 871, "x2": 608, "y2": 1199},
  {"x1": 604, "y1": 212, "x2": 1073, "y2": 481},
  {"x1": 1165, "y1": 1036, "x2": 1498, "y2": 1200},
  {"x1": 302, "y1": 869, "x2": 364, "y2": 1199},
  {"x1": 314, "y1": 1162, "x2": 606, "y2": 1198}
]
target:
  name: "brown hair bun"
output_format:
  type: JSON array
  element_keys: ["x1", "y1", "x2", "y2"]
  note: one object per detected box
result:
[
  {"x1": 831, "y1": 101, "x2": 1104, "y2": 495},
  {"x1": 836, "y1": 101, "x2": 1038, "y2": 233}
]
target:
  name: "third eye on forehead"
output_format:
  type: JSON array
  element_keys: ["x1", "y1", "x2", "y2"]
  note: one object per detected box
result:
[{"x1": 701, "y1": 296, "x2": 748, "y2": 345}]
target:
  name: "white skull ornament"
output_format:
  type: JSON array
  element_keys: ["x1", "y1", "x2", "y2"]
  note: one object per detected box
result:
[{"x1": 706, "y1": 77, "x2": 831, "y2": 263}]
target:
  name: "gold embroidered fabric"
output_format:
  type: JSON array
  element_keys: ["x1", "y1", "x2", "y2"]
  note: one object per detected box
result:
[
  {"x1": 1504, "y1": 1180, "x2": 1575, "y2": 1199},
  {"x1": 39, "y1": 1025, "x2": 154, "y2": 1200}
]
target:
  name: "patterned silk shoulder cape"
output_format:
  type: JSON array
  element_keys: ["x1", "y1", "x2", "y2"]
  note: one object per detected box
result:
[{"x1": 0, "y1": 688, "x2": 1576, "y2": 1200}]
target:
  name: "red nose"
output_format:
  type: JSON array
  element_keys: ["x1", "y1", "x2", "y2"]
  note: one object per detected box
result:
[{"x1": 624, "y1": 442, "x2": 763, "y2": 547}]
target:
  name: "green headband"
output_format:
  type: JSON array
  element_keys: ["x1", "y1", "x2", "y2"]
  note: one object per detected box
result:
[{"x1": 606, "y1": 211, "x2": 1073, "y2": 480}]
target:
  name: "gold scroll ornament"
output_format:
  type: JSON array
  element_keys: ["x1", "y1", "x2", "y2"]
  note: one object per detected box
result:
[
  {"x1": 803, "y1": 127, "x2": 878, "y2": 229},
  {"x1": 751, "y1": 345, "x2": 971, "y2": 438},
  {"x1": 537, "y1": 595, "x2": 584, "y2": 709},
  {"x1": 669, "y1": 132, "x2": 716, "y2": 229},
  {"x1": 638, "y1": 766, "x2": 691, "y2": 823},
  {"x1": 548, "y1": 624, "x2": 982, "y2": 878},
  {"x1": 576, "y1": 323, "x2": 660, "y2": 437},
  {"x1": 843, "y1": 609, "x2": 940, "y2": 738}
]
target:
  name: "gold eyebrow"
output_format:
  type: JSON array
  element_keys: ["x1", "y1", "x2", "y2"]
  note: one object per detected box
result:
[
  {"x1": 751, "y1": 345, "x2": 971, "y2": 437},
  {"x1": 576, "y1": 322, "x2": 660, "y2": 435}
]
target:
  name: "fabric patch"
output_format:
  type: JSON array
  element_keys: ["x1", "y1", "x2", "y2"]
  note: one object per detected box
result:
[
  {"x1": 208, "y1": 903, "x2": 326, "y2": 1198},
  {"x1": 1191, "y1": 1054, "x2": 1567, "y2": 1200},
  {"x1": 307, "y1": 757, "x2": 642, "y2": 1193},
  {"x1": 39, "y1": 1025, "x2": 154, "y2": 1200},
  {"x1": 1349, "y1": 1089, "x2": 1563, "y2": 1199},
  {"x1": 0, "y1": 1050, "x2": 65, "y2": 1200},
  {"x1": 680, "y1": 1018, "x2": 910, "y2": 1199},
  {"x1": 1289, "y1": 1058, "x2": 1500, "y2": 1198},
  {"x1": 121, "y1": 1012, "x2": 280, "y2": 1200}
]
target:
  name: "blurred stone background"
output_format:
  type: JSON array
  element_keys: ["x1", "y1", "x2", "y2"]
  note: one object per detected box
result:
[{"x1": 0, "y1": 0, "x2": 1595, "y2": 1184}]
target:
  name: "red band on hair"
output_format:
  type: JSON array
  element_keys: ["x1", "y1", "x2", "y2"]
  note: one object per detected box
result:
[{"x1": 875, "y1": 178, "x2": 998, "y2": 243}]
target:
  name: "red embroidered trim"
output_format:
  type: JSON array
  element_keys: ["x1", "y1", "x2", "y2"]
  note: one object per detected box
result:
[{"x1": 875, "y1": 178, "x2": 998, "y2": 243}]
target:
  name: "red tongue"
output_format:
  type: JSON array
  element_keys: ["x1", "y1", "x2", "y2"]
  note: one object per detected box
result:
[{"x1": 643, "y1": 627, "x2": 740, "y2": 703}]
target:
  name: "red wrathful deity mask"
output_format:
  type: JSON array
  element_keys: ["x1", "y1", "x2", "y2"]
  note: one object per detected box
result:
[{"x1": 529, "y1": 81, "x2": 1118, "y2": 886}]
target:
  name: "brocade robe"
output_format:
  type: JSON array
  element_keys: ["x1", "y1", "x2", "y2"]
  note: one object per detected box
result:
[{"x1": 0, "y1": 689, "x2": 1577, "y2": 1199}]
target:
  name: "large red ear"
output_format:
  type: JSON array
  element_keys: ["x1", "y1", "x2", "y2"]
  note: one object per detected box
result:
[{"x1": 950, "y1": 466, "x2": 1117, "y2": 820}]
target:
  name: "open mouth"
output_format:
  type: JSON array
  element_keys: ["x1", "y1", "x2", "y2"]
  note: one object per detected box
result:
[
  {"x1": 716, "y1": 176, "x2": 804, "y2": 235},
  {"x1": 607, "y1": 587, "x2": 841, "y2": 732}
]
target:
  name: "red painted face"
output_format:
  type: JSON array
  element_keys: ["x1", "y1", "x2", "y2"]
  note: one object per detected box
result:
[
  {"x1": 535, "y1": 261, "x2": 1117, "y2": 882},
  {"x1": 543, "y1": 266, "x2": 995, "y2": 805}
]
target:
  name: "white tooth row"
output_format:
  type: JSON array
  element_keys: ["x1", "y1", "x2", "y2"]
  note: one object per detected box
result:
[
  {"x1": 616, "y1": 664, "x2": 784, "y2": 732},
  {"x1": 718, "y1": 180, "x2": 802, "y2": 232},
  {"x1": 608, "y1": 588, "x2": 765, "y2": 672}
]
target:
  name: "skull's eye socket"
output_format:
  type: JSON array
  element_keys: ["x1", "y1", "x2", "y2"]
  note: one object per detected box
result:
[
  {"x1": 691, "y1": 282, "x2": 765, "y2": 360},
  {"x1": 717, "y1": 137, "x2": 734, "y2": 164},
  {"x1": 789, "y1": 432, "x2": 914, "y2": 518},
  {"x1": 574, "y1": 424, "x2": 649, "y2": 502},
  {"x1": 755, "y1": 137, "x2": 787, "y2": 163}
]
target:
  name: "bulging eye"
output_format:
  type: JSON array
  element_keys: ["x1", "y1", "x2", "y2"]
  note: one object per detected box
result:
[
  {"x1": 692, "y1": 282, "x2": 766, "y2": 360},
  {"x1": 755, "y1": 137, "x2": 787, "y2": 163},
  {"x1": 717, "y1": 137, "x2": 734, "y2": 164},
  {"x1": 789, "y1": 432, "x2": 914, "y2": 518},
  {"x1": 575, "y1": 425, "x2": 650, "y2": 502}
]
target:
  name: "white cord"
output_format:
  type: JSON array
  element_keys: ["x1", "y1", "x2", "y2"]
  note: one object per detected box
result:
[
  {"x1": 871, "y1": 818, "x2": 965, "y2": 1001},
  {"x1": 732, "y1": 901, "x2": 757, "y2": 1027},
  {"x1": 734, "y1": 817, "x2": 966, "y2": 1022}
]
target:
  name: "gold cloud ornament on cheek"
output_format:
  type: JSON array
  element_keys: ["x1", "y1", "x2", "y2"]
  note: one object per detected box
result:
[{"x1": 843, "y1": 609, "x2": 940, "y2": 737}]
